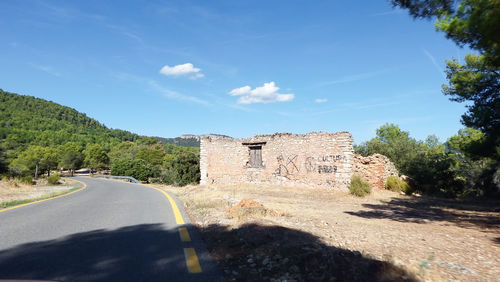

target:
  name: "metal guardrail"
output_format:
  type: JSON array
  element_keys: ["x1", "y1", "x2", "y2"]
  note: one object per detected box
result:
[{"x1": 93, "y1": 175, "x2": 140, "y2": 183}]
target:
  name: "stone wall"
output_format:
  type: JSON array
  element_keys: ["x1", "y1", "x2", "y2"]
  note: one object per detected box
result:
[
  {"x1": 200, "y1": 132, "x2": 354, "y2": 190},
  {"x1": 352, "y1": 154, "x2": 399, "y2": 189},
  {"x1": 200, "y1": 131, "x2": 398, "y2": 190}
]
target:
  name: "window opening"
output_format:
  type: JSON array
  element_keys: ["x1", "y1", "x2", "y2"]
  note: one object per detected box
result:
[{"x1": 249, "y1": 146, "x2": 263, "y2": 167}]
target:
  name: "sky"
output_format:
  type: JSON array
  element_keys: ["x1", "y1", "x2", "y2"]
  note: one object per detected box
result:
[{"x1": 0, "y1": 0, "x2": 472, "y2": 144}]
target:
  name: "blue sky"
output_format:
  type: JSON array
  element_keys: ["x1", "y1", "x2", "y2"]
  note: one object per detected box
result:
[{"x1": 0, "y1": 0, "x2": 471, "y2": 143}]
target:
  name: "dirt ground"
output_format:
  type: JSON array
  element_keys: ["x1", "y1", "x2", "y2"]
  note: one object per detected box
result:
[
  {"x1": 159, "y1": 184, "x2": 500, "y2": 282},
  {"x1": 0, "y1": 178, "x2": 79, "y2": 205}
]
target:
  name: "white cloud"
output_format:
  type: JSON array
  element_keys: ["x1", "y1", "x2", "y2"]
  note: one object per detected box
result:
[
  {"x1": 159, "y1": 63, "x2": 204, "y2": 79},
  {"x1": 229, "y1": 85, "x2": 251, "y2": 96},
  {"x1": 228, "y1": 82, "x2": 294, "y2": 104},
  {"x1": 315, "y1": 98, "x2": 328, "y2": 103}
]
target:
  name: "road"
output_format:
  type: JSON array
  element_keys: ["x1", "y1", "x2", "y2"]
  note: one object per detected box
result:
[{"x1": 0, "y1": 177, "x2": 222, "y2": 282}]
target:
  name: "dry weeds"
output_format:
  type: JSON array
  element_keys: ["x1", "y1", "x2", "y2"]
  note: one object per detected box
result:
[{"x1": 0, "y1": 178, "x2": 79, "y2": 206}]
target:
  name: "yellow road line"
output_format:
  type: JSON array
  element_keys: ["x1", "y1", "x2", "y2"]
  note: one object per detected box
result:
[
  {"x1": 80, "y1": 178, "x2": 203, "y2": 274},
  {"x1": 90, "y1": 178, "x2": 185, "y2": 225},
  {"x1": 91, "y1": 178, "x2": 185, "y2": 225},
  {"x1": 178, "y1": 227, "x2": 192, "y2": 242},
  {"x1": 0, "y1": 180, "x2": 87, "y2": 213},
  {"x1": 144, "y1": 185, "x2": 185, "y2": 225},
  {"x1": 184, "y1": 248, "x2": 202, "y2": 273}
]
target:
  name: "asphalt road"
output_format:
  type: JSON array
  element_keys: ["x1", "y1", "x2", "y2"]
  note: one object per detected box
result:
[{"x1": 0, "y1": 177, "x2": 222, "y2": 282}]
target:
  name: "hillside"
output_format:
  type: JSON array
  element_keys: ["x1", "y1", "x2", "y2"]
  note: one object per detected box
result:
[
  {"x1": 154, "y1": 136, "x2": 201, "y2": 147},
  {"x1": 155, "y1": 134, "x2": 232, "y2": 147},
  {"x1": 0, "y1": 89, "x2": 140, "y2": 156}
]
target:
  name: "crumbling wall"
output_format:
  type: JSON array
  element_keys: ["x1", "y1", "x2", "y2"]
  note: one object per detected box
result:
[
  {"x1": 200, "y1": 132, "x2": 354, "y2": 190},
  {"x1": 200, "y1": 132, "x2": 399, "y2": 190},
  {"x1": 353, "y1": 154, "x2": 399, "y2": 189}
]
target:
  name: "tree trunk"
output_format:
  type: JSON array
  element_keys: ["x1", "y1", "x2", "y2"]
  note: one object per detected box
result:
[{"x1": 34, "y1": 163, "x2": 38, "y2": 179}]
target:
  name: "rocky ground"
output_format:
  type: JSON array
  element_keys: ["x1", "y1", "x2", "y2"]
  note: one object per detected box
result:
[{"x1": 159, "y1": 184, "x2": 500, "y2": 282}]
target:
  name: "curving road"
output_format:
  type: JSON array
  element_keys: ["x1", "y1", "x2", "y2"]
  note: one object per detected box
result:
[{"x1": 0, "y1": 177, "x2": 222, "y2": 282}]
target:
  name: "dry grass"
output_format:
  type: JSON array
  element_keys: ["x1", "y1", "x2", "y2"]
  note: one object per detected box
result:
[
  {"x1": 0, "y1": 177, "x2": 79, "y2": 207},
  {"x1": 157, "y1": 183, "x2": 500, "y2": 282}
]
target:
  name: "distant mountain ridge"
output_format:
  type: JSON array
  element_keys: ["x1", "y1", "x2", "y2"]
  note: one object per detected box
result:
[{"x1": 154, "y1": 134, "x2": 232, "y2": 147}]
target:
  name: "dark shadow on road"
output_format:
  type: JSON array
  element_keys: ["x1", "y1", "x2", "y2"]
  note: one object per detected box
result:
[
  {"x1": 0, "y1": 224, "x2": 220, "y2": 282},
  {"x1": 345, "y1": 197, "x2": 500, "y2": 233},
  {"x1": 197, "y1": 223, "x2": 418, "y2": 282}
]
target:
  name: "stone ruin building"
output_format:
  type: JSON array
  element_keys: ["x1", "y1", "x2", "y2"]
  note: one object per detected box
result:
[{"x1": 200, "y1": 132, "x2": 398, "y2": 190}]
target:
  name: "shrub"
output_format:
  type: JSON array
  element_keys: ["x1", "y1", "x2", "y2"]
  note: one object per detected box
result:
[
  {"x1": 349, "y1": 174, "x2": 371, "y2": 197},
  {"x1": 385, "y1": 175, "x2": 413, "y2": 195},
  {"x1": 111, "y1": 158, "x2": 153, "y2": 182},
  {"x1": 47, "y1": 173, "x2": 60, "y2": 185},
  {"x1": 160, "y1": 169, "x2": 177, "y2": 185},
  {"x1": 400, "y1": 181, "x2": 413, "y2": 195},
  {"x1": 385, "y1": 176, "x2": 402, "y2": 192},
  {"x1": 20, "y1": 176, "x2": 34, "y2": 185},
  {"x1": 171, "y1": 152, "x2": 200, "y2": 186},
  {"x1": 161, "y1": 152, "x2": 200, "y2": 186}
]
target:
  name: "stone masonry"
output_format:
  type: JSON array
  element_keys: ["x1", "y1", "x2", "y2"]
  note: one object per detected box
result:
[
  {"x1": 200, "y1": 131, "x2": 399, "y2": 191},
  {"x1": 353, "y1": 154, "x2": 399, "y2": 189}
]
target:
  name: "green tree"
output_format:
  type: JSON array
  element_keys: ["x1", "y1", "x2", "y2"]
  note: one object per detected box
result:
[
  {"x1": 446, "y1": 128, "x2": 499, "y2": 196},
  {"x1": 170, "y1": 152, "x2": 200, "y2": 186},
  {"x1": 356, "y1": 123, "x2": 425, "y2": 173},
  {"x1": 58, "y1": 142, "x2": 84, "y2": 176},
  {"x1": 442, "y1": 54, "x2": 499, "y2": 153},
  {"x1": 109, "y1": 142, "x2": 138, "y2": 162},
  {"x1": 447, "y1": 128, "x2": 486, "y2": 158},
  {"x1": 83, "y1": 144, "x2": 110, "y2": 172},
  {"x1": 137, "y1": 136, "x2": 159, "y2": 146},
  {"x1": 10, "y1": 146, "x2": 58, "y2": 178},
  {"x1": 41, "y1": 147, "x2": 59, "y2": 176},
  {"x1": 10, "y1": 147, "x2": 41, "y2": 177},
  {"x1": 111, "y1": 158, "x2": 153, "y2": 181},
  {"x1": 136, "y1": 145, "x2": 165, "y2": 167}
]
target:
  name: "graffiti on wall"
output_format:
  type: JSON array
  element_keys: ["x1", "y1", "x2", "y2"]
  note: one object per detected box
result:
[
  {"x1": 318, "y1": 165, "x2": 337, "y2": 174},
  {"x1": 274, "y1": 154, "x2": 299, "y2": 178},
  {"x1": 305, "y1": 155, "x2": 345, "y2": 174}
]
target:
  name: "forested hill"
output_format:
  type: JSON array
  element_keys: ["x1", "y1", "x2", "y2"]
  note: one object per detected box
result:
[
  {"x1": 0, "y1": 89, "x2": 200, "y2": 186},
  {"x1": 155, "y1": 134, "x2": 232, "y2": 147},
  {"x1": 154, "y1": 136, "x2": 201, "y2": 147},
  {"x1": 0, "y1": 89, "x2": 140, "y2": 154}
]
